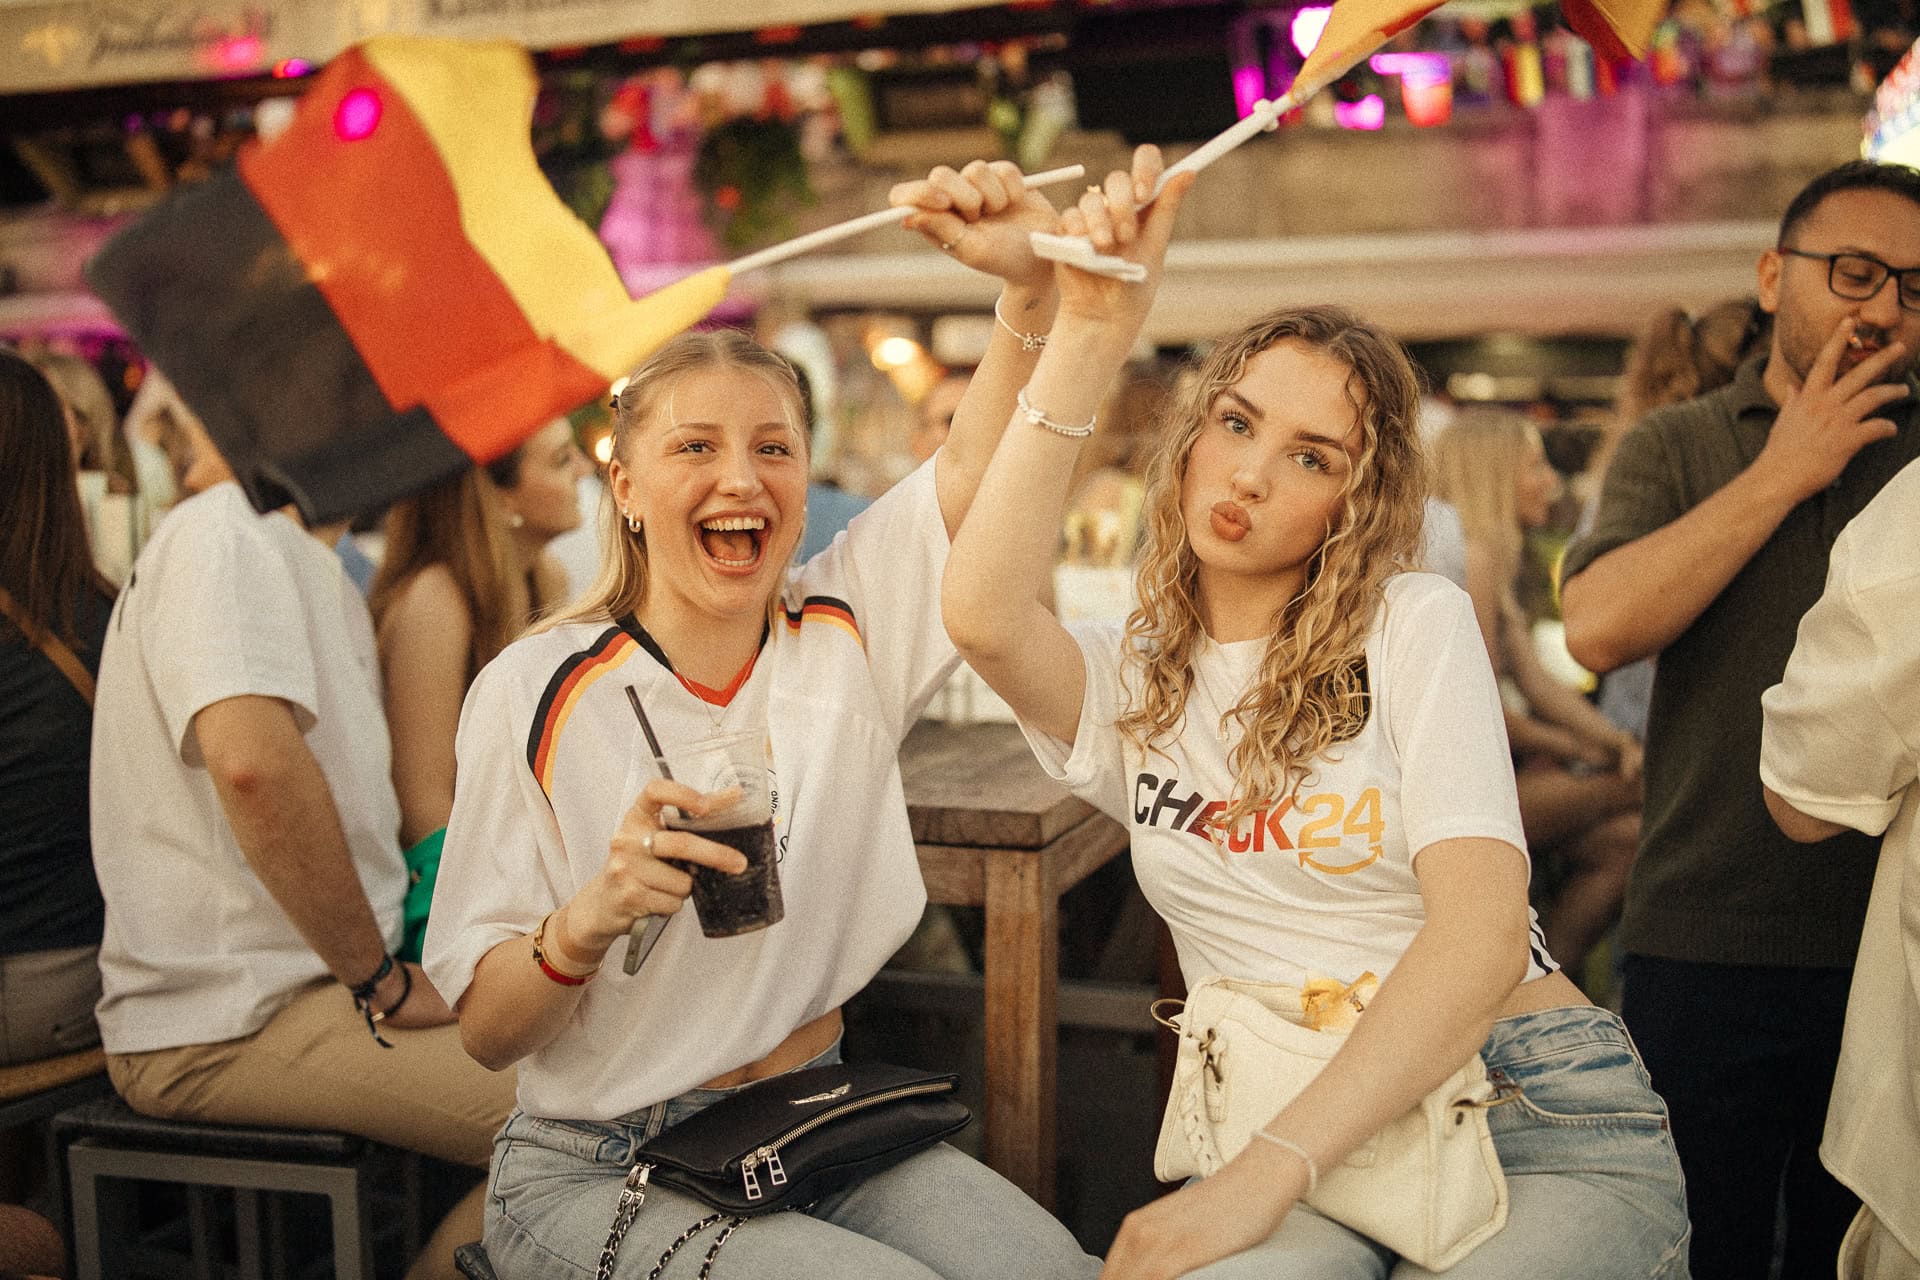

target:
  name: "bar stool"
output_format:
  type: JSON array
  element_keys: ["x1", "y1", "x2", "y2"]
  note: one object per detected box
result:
[
  {"x1": 0, "y1": 1046, "x2": 113, "y2": 1242},
  {"x1": 53, "y1": 1095, "x2": 411, "y2": 1280}
]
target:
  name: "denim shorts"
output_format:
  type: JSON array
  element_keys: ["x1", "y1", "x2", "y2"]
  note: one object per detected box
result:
[
  {"x1": 1187, "y1": 1004, "x2": 1693, "y2": 1279},
  {"x1": 481, "y1": 1041, "x2": 1099, "y2": 1280}
]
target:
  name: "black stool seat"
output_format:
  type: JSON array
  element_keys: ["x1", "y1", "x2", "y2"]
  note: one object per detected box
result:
[
  {"x1": 53, "y1": 1095, "x2": 366, "y2": 1159},
  {"x1": 454, "y1": 1241, "x2": 499, "y2": 1279}
]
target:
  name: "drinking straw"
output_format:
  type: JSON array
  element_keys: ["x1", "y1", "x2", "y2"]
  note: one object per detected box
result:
[{"x1": 622, "y1": 685, "x2": 673, "y2": 974}]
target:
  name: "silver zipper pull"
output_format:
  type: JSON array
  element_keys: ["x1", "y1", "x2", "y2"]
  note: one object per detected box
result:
[
  {"x1": 766, "y1": 1147, "x2": 787, "y2": 1187},
  {"x1": 742, "y1": 1155, "x2": 763, "y2": 1201}
]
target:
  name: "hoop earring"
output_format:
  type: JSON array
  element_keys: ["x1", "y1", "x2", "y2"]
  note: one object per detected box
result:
[{"x1": 624, "y1": 511, "x2": 642, "y2": 533}]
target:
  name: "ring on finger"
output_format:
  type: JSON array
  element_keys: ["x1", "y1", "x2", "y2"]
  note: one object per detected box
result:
[
  {"x1": 643, "y1": 831, "x2": 656, "y2": 856},
  {"x1": 940, "y1": 240, "x2": 955, "y2": 252}
]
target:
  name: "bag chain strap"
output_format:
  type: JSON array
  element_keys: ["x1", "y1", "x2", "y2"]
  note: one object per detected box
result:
[
  {"x1": 599, "y1": 1159, "x2": 825, "y2": 1279},
  {"x1": 597, "y1": 1163, "x2": 655, "y2": 1280},
  {"x1": 642, "y1": 1210, "x2": 742, "y2": 1280}
]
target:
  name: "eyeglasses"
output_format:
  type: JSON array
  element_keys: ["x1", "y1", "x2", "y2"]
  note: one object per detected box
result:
[{"x1": 1778, "y1": 248, "x2": 1920, "y2": 314}]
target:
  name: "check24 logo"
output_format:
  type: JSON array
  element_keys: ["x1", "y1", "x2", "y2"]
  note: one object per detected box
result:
[{"x1": 1213, "y1": 787, "x2": 1385, "y2": 875}]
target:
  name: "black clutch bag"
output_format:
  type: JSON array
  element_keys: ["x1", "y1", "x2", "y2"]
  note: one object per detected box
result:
[
  {"x1": 598, "y1": 1062, "x2": 972, "y2": 1277},
  {"x1": 637, "y1": 1061, "x2": 971, "y2": 1214}
]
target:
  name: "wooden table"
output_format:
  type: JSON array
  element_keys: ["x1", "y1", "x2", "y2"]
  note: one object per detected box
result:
[{"x1": 898, "y1": 719, "x2": 1130, "y2": 1210}]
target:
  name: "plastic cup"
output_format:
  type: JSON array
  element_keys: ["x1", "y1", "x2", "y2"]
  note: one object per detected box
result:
[{"x1": 656, "y1": 730, "x2": 783, "y2": 938}]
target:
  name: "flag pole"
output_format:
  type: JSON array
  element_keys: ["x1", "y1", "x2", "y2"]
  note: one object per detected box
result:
[
  {"x1": 1151, "y1": 62, "x2": 1362, "y2": 198},
  {"x1": 727, "y1": 164, "x2": 1088, "y2": 276}
]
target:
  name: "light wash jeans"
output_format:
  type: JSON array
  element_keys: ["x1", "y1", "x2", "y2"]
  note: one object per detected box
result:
[
  {"x1": 483, "y1": 1042, "x2": 1099, "y2": 1280},
  {"x1": 1185, "y1": 1005, "x2": 1692, "y2": 1279}
]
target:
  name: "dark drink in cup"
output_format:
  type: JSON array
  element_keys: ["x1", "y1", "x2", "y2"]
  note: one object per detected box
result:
[
  {"x1": 653, "y1": 730, "x2": 782, "y2": 940},
  {"x1": 682, "y1": 820, "x2": 783, "y2": 937}
]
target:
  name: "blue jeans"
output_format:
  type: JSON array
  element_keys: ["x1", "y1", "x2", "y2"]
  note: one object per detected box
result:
[
  {"x1": 482, "y1": 1043, "x2": 1099, "y2": 1280},
  {"x1": 1186, "y1": 1005, "x2": 1693, "y2": 1279}
]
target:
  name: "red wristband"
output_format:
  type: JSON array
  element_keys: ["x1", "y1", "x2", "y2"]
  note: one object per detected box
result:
[
  {"x1": 535, "y1": 951, "x2": 590, "y2": 987},
  {"x1": 531, "y1": 911, "x2": 597, "y2": 986}
]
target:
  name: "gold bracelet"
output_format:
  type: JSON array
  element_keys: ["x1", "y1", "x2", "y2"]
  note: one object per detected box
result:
[
  {"x1": 995, "y1": 297, "x2": 1048, "y2": 352},
  {"x1": 532, "y1": 911, "x2": 599, "y2": 984}
]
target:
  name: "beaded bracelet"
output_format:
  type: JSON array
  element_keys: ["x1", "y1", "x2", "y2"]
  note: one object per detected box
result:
[
  {"x1": 533, "y1": 911, "x2": 598, "y2": 986},
  {"x1": 994, "y1": 297, "x2": 1048, "y2": 352},
  {"x1": 1252, "y1": 1131, "x2": 1319, "y2": 1195},
  {"x1": 1016, "y1": 387, "x2": 1096, "y2": 439}
]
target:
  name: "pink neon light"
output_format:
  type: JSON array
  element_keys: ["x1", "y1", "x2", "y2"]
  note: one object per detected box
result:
[
  {"x1": 333, "y1": 89, "x2": 382, "y2": 141},
  {"x1": 1333, "y1": 94, "x2": 1385, "y2": 130},
  {"x1": 1369, "y1": 51, "x2": 1452, "y2": 86},
  {"x1": 1291, "y1": 6, "x2": 1332, "y2": 57},
  {"x1": 1232, "y1": 65, "x2": 1266, "y2": 118}
]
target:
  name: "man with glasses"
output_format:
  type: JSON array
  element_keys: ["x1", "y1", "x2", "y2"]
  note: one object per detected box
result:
[{"x1": 1562, "y1": 160, "x2": 1920, "y2": 1280}]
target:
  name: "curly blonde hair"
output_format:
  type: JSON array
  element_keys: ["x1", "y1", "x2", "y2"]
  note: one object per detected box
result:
[{"x1": 1119, "y1": 306, "x2": 1427, "y2": 824}]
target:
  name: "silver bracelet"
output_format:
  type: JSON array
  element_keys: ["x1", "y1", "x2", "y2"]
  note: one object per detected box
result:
[
  {"x1": 1016, "y1": 387, "x2": 1096, "y2": 439},
  {"x1": 1252, "y1": 1130, "x2": 1319, "y2": 1194},
  {"x1": 995, "y1": 297, "x2": 1048, "y2": 352}
]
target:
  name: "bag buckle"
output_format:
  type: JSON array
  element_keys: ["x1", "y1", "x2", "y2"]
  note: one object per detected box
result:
[
  {"x1": 1198, "y1": 1028, "x2": 1224, "y2": 1086},
  {"x1": 1149, "y1": 998, "x2": 1185, "y2": 1032}
]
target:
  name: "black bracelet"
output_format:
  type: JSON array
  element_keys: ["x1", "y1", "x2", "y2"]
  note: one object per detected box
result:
[
  {"x1": 348, "y1": 952, "x2": 393, "y2": 1002},
  {"x1": 348, "y1": 953, "x2": 398, "y2": 1049},
  {"x1": 371, "y1": 961, "x2": 413, "y2": 1024}
]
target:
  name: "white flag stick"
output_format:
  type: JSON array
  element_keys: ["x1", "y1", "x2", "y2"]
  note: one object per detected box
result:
[
  {"x1": 727, "y1": 164, "x2": 1088, "y2": 276},
  {"x1": 1034, "y1": 60, "x2": 1363, "y2": 279}
]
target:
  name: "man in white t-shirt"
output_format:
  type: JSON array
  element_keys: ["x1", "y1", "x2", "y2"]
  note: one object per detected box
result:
[
  {"x1": 89, "y1": 436, "x2": 513, "y2": 1280},
  {"x1": 1761, "y1": 456, "x2": 1920, "y2": 1280}
]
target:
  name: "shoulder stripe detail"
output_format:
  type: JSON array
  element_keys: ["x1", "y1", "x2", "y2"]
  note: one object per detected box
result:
[
  {"x1": 780, "y1": 594, "x2": 861, "y2": 647},
  {"x1": 525, "y1": 626, "x2": 638, "y2": 797}
]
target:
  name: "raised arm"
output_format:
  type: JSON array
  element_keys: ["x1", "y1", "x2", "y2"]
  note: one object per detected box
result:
[
  {"x1": 1562, "y1": 319, "x2": 1905, "y2": 673},
  {"x1": 888, "y1": 160, "x2": 1061, "y2": 538},
  {"x1": 942, "y1": 149, "x2": 1194, "y2": 741}
]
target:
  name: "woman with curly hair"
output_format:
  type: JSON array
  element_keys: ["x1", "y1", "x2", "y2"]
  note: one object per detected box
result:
[{"x1": 942, "y1": 148, "x2": 1689, "y2": 1279}]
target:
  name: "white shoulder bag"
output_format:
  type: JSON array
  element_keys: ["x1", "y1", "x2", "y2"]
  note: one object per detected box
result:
[{"x1": 1152, "y1": 974, "x2": 1514, "y2": 1272}]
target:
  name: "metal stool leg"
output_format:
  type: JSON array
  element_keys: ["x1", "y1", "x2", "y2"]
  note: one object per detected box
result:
[
  {"x1": 186, "y1": 1183, "x2": 221, "y2": 1280},
  {"x1": 67, "y1": 1144, "x2": 135, "y2": 1280},
  {"x1": 326, "y1": 1166, "x2": 374, "y2": 1280},
  {"x1": 234, "y1": 1187, "x2": 265, "y2": 1280}
]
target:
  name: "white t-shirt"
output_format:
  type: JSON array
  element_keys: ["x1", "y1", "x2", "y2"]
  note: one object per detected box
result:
[
  {"x1": 424, "y1": 460, "x2": 957, "y2": 1120},
  {"x1": 1761, "y1": 457, "x2": 1920, "y2": 1261},
  {"x1": 1022, "y1": 572, "x2": 1554, "y2": 991},
  {"x1": 90, "y1": 483, "x2": 406, "y2": 1053}
]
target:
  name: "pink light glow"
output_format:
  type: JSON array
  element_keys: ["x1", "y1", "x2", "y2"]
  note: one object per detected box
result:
[
  {"x1": 1291, "y1": 6, "x2": 1332, "y2": 57},
  {"x1": 1369, "y1": 51, "x2": 1452, "y2": 87},
  {"x1": 1232, "y1": 64, "x2": 1266, "y2": 118},
  {"x1": 272, "y1": 58, "x2": 312, "y2": 78},
  {"x1": 1333, "y1": 94, "x2": 1385, "y2": 130},
  {"x1": 333, "y1": 89, "x2": 382, "y2": 142},
  {"x1": 211, "y1": 35, "x2": 263, "y2": 71}
]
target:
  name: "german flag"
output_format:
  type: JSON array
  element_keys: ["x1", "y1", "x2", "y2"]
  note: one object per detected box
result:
[{"x1": 85, "y1": 37, "x2": 730, "y2": 524}]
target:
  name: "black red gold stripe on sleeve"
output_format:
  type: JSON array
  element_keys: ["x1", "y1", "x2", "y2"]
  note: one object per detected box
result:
[
  {"x1": 780, "y1": 595, "x2": 862, "y2": 647},
  {"x1": 525, "y1": 626, "x2": 637, "y2": 798}
]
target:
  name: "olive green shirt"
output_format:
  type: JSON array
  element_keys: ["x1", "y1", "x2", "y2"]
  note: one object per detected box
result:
[{"x1": 1562, "y1": 354, "x2": 1920, "y2": 967}]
